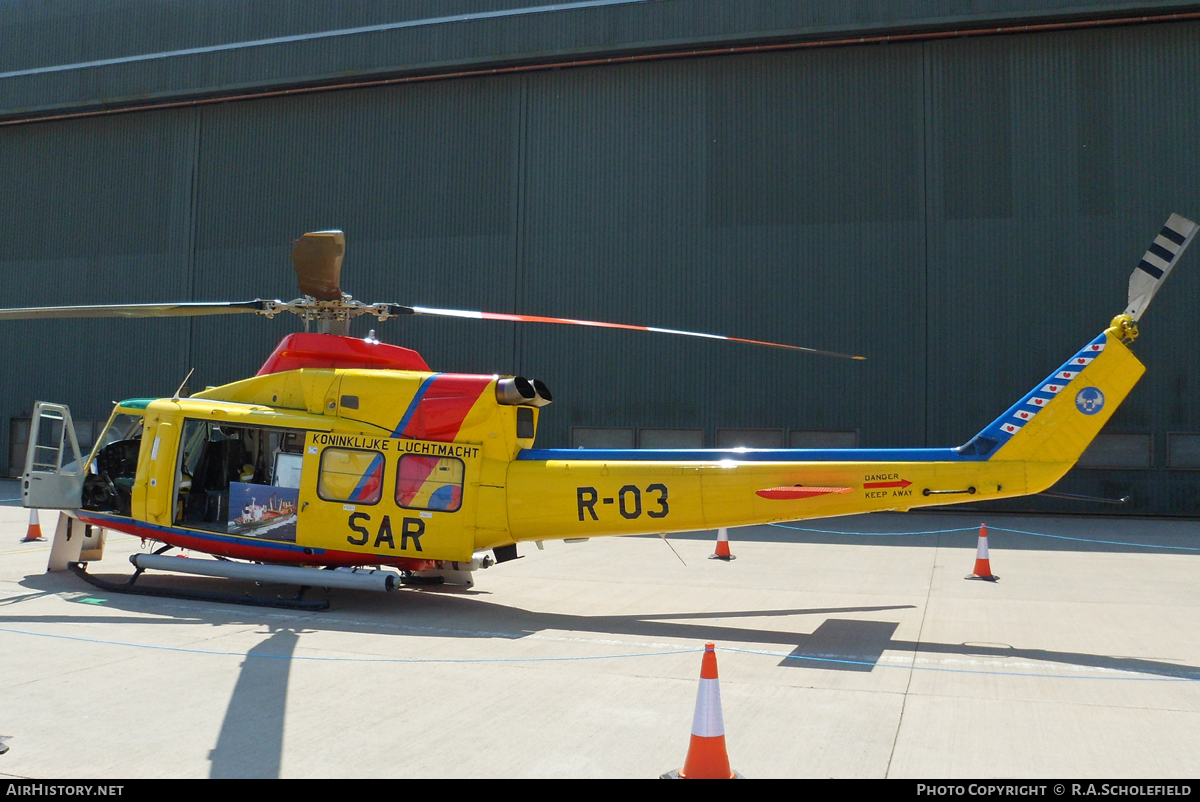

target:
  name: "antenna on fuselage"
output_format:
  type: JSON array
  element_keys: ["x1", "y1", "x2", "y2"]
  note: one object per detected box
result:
[
  {"x1": 172, "y1": 367, "x2": 195, "y2": 401},
  {"x1": 658, "y1": 532, "x2": 687, "y2": 567}
]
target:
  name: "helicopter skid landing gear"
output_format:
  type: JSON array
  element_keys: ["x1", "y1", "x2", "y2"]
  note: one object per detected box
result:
[{"x1": 66, "y1": 562, "x2": 331, "y2": 611}]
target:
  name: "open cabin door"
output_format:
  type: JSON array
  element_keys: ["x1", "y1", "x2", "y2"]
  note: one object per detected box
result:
[{"x1": 22, "y1": 402, "x2": 86, "y2": 509}]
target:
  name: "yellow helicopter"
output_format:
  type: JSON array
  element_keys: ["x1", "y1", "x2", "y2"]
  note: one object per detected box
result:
[{"x1": 4, "y1": 216, "x2": 1196, "y2": 609}]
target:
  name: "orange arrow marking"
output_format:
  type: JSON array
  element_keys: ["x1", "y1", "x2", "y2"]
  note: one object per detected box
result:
[{"x1": 863, "y1": 479, "x2": 912, "y2": 489}]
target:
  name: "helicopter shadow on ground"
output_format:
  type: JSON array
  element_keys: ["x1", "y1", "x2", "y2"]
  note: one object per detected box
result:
[
  {"x1": 12, "y1": 569, "x2": 1200, "y2": 683},
  {"x1": 207, "y1": 626, "x2": 298, "y2": 779},
  {"x1": 6, "y1": 572, "x2": 913, "y2": 779},
  {"x1": 8, "y1": 570, "x2": 1200, "y2": 778},
  {"x1": 4, "y1": 573, "x2": 303, "y2": 778}
]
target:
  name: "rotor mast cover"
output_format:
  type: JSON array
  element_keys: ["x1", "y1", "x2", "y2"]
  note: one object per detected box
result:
[{"x1": 291, "y1": 230, "x2": 345, "y2": 301}]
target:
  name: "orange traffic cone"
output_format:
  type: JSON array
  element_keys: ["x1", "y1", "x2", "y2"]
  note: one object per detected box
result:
[
  {"x1": 965, "y1": 523, "x2": 998, "y2": 581},
  {"x1": 21, "y1": 509, "x2": 45, "y2": 543},
  {"x1": 709, "y1": 528, "x2": 735, "y2": 561},
  {"x1": 662, "y1": 643, "x2": 741, "y2": 779}
]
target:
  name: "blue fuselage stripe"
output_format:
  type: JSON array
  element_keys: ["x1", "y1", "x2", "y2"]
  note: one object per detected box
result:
[
  {"x1": 515, "y1": 447, "x2": 971, "y2": 462},
  {"x1": 391, "y1": 374, "x2": 439, "y2": 437}
]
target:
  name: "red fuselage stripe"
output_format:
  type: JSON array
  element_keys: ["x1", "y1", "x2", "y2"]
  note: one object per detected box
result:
[
  {"x1": 399, "y1": 374, "x2": 491, "y2": 442},
  {"x1": 76, "y1": 513, "x2": 439, "y2": 570}
]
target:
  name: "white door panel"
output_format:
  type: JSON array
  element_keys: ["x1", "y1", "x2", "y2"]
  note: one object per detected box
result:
[{"x1": 23, "y1": 402, "x2": 85, "y2": 510}]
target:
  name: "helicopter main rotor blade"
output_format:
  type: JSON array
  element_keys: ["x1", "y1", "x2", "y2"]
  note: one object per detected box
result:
[
  {"x1": 292, "y1": 230, "x2": 345, "y2": 301},
  {"x1": 406, "y1": 305, "x2": 866, "y2": 360},
  {"x1": 0, "y1": 300, "x2": 275, "y2": 320}
]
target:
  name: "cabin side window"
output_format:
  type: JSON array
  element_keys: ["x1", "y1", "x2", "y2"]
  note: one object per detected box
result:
[
  {"x1": 317, "y1": 447, "x2": 384, "y2": 505},
  {"x1": 175, "y1": 421, "x2": 306, "y2": 542},
  {"x1": 395, "y1": 454, "x2": 464, "y2": 513}
]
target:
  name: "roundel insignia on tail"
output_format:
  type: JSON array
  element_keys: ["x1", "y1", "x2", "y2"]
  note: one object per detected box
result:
[{"x1": 1075, "y1": 387, "x2": 1105, "y2": 415}]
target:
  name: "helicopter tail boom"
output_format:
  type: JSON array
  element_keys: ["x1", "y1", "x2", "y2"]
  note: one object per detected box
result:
[{"x1": 502, "y1": 318, "x2": 1147, "y2": 543}]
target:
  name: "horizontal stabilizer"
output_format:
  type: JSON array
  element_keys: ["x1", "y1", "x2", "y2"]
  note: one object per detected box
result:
[
  {"x1": 1124, "y1": 213, "x2": 1197, "y2": 321},
  {"x1": 756, "y1": 486, "x2": 852, "y2": 500}
]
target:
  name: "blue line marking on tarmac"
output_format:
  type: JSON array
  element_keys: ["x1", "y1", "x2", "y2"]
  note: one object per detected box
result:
[
  {"x1": 0, "y1": 626, "x2": 693, "y2": 664},
  {"x1": 722, "y1": 646, "x2": 1199, "y2": 681},
  {"x1": 988, "y1": 525, "x2": 1200, "y2": 552},
  {"x1": 767, "y1": 522, "x2": 1200, "y2": 551},
  {"x1": 768, "y1": 524, "x2": 975, "y2": 537},
  {"x1": 0, "y1": 626, "x2": 1194, "y2": 680}
]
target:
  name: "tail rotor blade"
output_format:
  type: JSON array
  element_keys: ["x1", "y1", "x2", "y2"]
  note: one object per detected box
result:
[
  {"x1": 408, "y1": 305, "x2": 865, "y2": 360},
  {"x1": 292, "y1": 230, "x2": 345, "y2": 301},
  {"x1": 1124, "y1": 213, "x2": 1197, "y2": 321}
]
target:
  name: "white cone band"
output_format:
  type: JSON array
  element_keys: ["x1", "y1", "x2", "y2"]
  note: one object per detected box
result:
[
  {"x1": 976, "y1": 535, "x2": 989, "y2": 560},
  {"x1": 717, "y1": 528, "x2": 728, "y2": 542},
  {"x1": 28, "y1": 509, "x2": 38, "y2": 525},
  {"x1": 691, "y1": 677, "x2": 725, "y2": 737}
]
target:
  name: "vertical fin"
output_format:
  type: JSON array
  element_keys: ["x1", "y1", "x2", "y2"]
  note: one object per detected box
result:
[
  {"x1": 962, "y1": 331, "x2": 1141, "y2": 461},
  {"x1": 987, "y1": 328, "x2": 1144, "y2": 463}
]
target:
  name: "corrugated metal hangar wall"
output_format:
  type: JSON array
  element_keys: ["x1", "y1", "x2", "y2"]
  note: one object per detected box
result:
[{"x1": 2, "y1": 1, "x2": 1200, "y2": 516}]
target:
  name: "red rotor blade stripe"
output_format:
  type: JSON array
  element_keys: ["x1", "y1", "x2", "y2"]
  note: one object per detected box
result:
[{"x1": 409, "y1": 306, "x2": 865, "y2": 360}]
